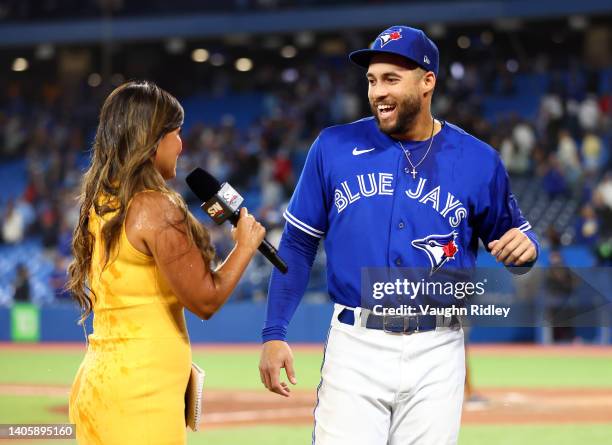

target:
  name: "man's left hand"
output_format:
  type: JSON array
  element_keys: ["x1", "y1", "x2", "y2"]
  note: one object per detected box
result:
[{"x1": 488, "y1": 228, "x2": 537, "y2": 266}]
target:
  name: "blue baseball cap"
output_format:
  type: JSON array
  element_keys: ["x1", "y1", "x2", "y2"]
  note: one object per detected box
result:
[{"x1": 349, "y1": 26, "x2": 439, "y2": 76}]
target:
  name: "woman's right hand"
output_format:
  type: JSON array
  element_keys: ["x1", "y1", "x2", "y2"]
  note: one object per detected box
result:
[{"x1": 232, "y1": 207, "x2": 266, "y2": 254}]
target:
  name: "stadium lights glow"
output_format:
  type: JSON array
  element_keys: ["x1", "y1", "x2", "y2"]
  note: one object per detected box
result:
[
  {"x1": 191, "y1": 48, "x2": 209, "y2": 63},
  {"x1": 35, "y1": 44, "x2": 55, "y2": 60},
  {"x1": 295, "y1": 31, "x2": 315, "y2": 48},
  {"x1": 427, "y1": 23, "x2": 446, "y2": 39},
  {"x1": 88, "y1": 73, "x2": 102, "y2": 87},
  {"x1": 282, "y1": 68, "x2": 299, "y2": 83},
  {"x1": 450, "y1": 62, "x2": 465, "y2": 80},
  {"x1": 457, "y1": 36, "x2": 470, "y2": 49},
  {"x1": 235, "y1": 58, "x2": 253, "y2": 72},
  {"x1": 263, "y1": 36, "x2": 283, "y2": 50},
  {"x1": 506, "y1": 59, "x2": 519, "y2": 73},
  {"x1": 210, "y1": 53, "x2": 225, "y2": 67},
  {"x1": 12, "y1": 58, "x2": 29, "y2": 72},
  {"x1": 223, "y1": 33, "x2": 250, "y2": 46},
  {"x1": 281, "y1": 45, "x2": 297, "y2": 59},
  {"x1": 480, "y1": 31, "x2": 494, "y2": 46},
  {"x1": 568, "y1": 15, "x2": 588, "y2": 31},
  {"x1": 165, "y1": 38, "x2": 185, "y2": 54},
  {"x1": 493, "y1": 18, "x2": 522, "y2": 32}
]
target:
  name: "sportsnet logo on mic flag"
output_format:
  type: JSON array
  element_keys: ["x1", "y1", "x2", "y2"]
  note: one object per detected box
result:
[{"x1": 201, "y1": 183, "x2": 243, "y2": 225}]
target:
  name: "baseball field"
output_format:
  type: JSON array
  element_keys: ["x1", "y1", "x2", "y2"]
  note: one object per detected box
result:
[{"x1": 1, "y1": 343, "x2": 611, "y2": 445}]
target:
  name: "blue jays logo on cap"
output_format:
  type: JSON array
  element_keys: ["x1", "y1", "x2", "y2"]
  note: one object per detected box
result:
[
  {"x1": 349, "y1": 25, "x2": 439, "y2": 76},
  {"x1": 378, "y1": 29, "x2": 403, "y2": 47},
  {"x1": 412, "y1": 231, "x2": 459, "y2": 275}
]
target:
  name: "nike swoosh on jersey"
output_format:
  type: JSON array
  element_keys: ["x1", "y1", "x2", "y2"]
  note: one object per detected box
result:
[{"x1": 352, "y1": 147, "x2": 376, "y2": 155}]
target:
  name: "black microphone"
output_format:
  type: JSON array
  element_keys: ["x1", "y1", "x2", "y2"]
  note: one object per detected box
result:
[{"x1": 185, "y1": 167, "x2": 288, "y2": 274}]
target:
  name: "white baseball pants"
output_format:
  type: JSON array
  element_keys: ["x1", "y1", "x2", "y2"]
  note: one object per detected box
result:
[{"x1": 312, "y1": 304, "x2": 465, "y2": 445}]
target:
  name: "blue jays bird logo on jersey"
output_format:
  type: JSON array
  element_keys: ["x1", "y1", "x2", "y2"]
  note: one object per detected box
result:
[
  {"x1": 412, "y1": 231, "x2": 459, "y2": 275},
  {"x1": 378, "y1": 29, "x2": 402, "y2": 47}
]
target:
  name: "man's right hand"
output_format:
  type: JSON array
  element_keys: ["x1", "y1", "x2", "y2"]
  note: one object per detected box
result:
[{"x1": 259, "y1": 340, "x2": 297, "y2": 397}]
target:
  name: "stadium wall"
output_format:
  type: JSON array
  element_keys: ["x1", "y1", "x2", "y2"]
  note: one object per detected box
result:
[{"x1": 2, "y1": 302, "x2": 608, "y2": 344}]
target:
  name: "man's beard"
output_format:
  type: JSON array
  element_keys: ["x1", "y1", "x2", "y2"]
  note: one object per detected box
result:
[{"x1": 371, "y1": 94, "x2": 421, "y2": 136}]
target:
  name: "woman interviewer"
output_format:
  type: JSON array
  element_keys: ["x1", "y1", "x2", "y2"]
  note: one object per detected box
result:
[{"x1": 66, "y1": 81, "x2": 265, "y2": 444}]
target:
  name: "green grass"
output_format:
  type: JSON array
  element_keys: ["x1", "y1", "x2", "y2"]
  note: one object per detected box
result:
[
  {"x1": 0, "y1": 395, "x2": 68, "y2": 424},
  {"x1": 2, "y1": 347, "x2": 612, "y2": 445},
  {"x1": 187, "y1": 426, "x2": 313, "y2": 445},
  {"x1": 7, "y1": 424, "x2": 612, "y2": 445},
  {"x1": 3, "y1": 349, "x2": 612, "y2": 389},
  {"x1": 459, "y1": 424, "x2": 612, "y2": 445},
  {"x1": 190, "y1": 424, "x2": 612, "y2": 445},
  {"x1": 0, "y1": 441, "x2": 76, "y2": 445},
  {"x1": 469, "y1": 355, "x2": 612, "y2": 388},
  {"x1": 191, "y1": 350, "x2": 324, "y2": 390},
  {"x1": 0, "y1": 426, "x2": 313, "y2": 445},
  {"x1": 0, "y1": 349, "x2": 325, "y2": 390},
  {"x1": 0, "y1": 351, "x2": 83, "y2": 385},
  {"x1": 196, "y1": 424, "x2": 612, "y2": 445}
]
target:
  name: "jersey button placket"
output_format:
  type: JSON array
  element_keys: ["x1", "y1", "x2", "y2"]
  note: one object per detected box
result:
[{"x1": 389, "y1": 149, "x2": 409, "y2": 268}]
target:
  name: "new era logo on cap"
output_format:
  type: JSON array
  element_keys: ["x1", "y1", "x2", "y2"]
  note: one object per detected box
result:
[{"x1": 424, "y1": 55, "x2": 430, "y2": 64}]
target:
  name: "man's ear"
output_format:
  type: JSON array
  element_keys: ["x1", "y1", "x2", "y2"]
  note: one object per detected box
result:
[{"x1": 422, "y1": 71, "x2": 436, "y2": 96}]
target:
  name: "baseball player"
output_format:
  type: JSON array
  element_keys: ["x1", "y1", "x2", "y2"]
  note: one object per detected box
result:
[{"x1": 259, "y1": 25, "x2": 539, "y2": 445}]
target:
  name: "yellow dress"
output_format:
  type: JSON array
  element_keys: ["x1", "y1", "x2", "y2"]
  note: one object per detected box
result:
[{"x1": 69, "y1": 200, "x2": 192, "y2": 445}]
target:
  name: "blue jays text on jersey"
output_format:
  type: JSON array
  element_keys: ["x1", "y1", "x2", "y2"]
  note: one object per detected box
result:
[
  {"x1": 334, "y1": 174, "x2": 468, "y2": 228},
  {"x1": 282, "y1": 117, "x2": 538, "y2": 309}
]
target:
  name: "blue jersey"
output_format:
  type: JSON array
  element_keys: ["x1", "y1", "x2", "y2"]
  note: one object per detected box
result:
[{"x1": 281, "y1": 117, "x2": 537, "y2": 309}]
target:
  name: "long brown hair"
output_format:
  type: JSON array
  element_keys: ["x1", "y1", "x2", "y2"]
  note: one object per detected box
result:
[{"x1": 67, "y1": 81, "x2": 215, "y2": 322}]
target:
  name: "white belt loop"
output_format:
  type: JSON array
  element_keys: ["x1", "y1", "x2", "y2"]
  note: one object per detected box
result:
[
  {"x1": 353, "y1": 307, "x2": 362, "y2": 327},
  {"x1": 333, "y1": 303, "x2": 364, "y2": 328},
  {"x1": 332, "y1": 303, "x2": 345, "y2": 321}
]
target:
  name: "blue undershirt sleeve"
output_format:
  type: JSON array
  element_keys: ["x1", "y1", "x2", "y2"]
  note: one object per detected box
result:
[
  {"x1": 477, "y1": 156, "x2": 539, "y2": 274},
  {"x1": 262, "y1": 223, "x2": 320, "y2": 343}
]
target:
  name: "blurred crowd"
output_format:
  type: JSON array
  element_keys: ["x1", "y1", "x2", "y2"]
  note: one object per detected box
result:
[
  {"x1": 0, "y1": 0, "x2": 408, "y2": 20},
  {"x1": 1, "y1": 34, "x2": 611, "y2": 306},
  {"x1": 436, "y1": 66, "x2": 611, "y2": 254}
]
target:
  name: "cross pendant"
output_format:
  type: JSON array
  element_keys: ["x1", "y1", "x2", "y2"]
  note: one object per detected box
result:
[{"x1": 410, "y1": 167, "x2": 417, "y2": 179}]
